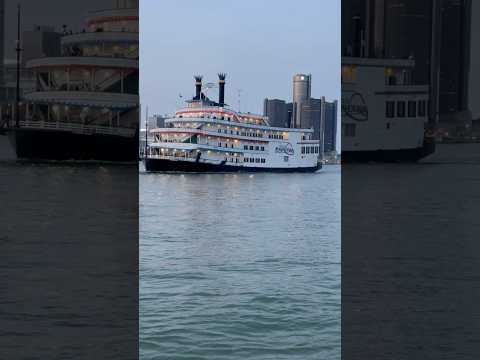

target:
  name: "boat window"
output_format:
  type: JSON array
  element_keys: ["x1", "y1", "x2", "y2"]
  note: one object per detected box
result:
[
  {"x1": 386, "y1": 101, "x2": 395, "y2": 118},
  {"x1": 284, "y1": 156, "x2": 289, "y2": 162},
  {"x1": 397, "y1": 101, "x2": 406, "y2": 118},
  {"x1": 418, "y1": 100, "x2": 426, "y2": 117},
  {"x1": 408, "y1": 101, "x2": 417, "y2": 118}
]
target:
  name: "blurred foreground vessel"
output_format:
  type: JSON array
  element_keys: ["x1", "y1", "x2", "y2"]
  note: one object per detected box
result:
[
  {"x1": 8, "y1": 1, "x2": 139, "y2": 161},
  {"x1": 143, "y1": 75, "x2": 321, "y2": 172},
  {"x1": 341, "y1": 57, "x2": 435, "y2": 162}
]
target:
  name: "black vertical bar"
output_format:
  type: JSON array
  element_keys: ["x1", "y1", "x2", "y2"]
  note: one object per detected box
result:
[{"x1": 15, "y1": 3, "x2": 21, "y2": 128}]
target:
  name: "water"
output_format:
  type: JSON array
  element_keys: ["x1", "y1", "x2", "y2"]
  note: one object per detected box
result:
[
  {"x1": 342, "y1": 144, "x2": 480, "y2": 359},
  {"x1": 0, "y1": 161, "x2": 138, "y2": 359},
  {"x1": 140, "y1": 166, "x2": 341, "y2": 359}
]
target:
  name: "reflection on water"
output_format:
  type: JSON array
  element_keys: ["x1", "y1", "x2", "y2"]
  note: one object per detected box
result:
[
  {"x1": 140, "y1": 166, "x2": 340, "y2": 359},
  {"x1": 0, "y1": 162, "x2": 138, "y2": 359},
  {"x1": 343, "y1": 144, "x2": 480, "y2": 359}
]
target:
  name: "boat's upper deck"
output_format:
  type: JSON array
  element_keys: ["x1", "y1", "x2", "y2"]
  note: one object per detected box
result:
[{"x1": 169, "y1": 104, "x2": 313, "y2": 133}]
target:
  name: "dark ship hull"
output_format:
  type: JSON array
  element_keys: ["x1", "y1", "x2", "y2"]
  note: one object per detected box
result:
[
  {"x1": 8, "y1": 127, "x2": 138, "y2": 162},
  {"x1": 143, "y1": 157, "x2": 321, "y2": 173},
  {"x1": 342, "y1": 138, "x2": 436, "y2": 163}
]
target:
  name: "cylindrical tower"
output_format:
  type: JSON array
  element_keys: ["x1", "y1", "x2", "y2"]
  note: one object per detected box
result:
[{"x1": 292, "y1": 74, "x2": 311, "y2": 128}]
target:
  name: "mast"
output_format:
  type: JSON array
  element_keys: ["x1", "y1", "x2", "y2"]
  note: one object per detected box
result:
[
  {"x1": 144, "y1": 106, "x2": 148, "y2": 158},
  {"x1": 15, "y1": 3, "x2": 22, "y2": 128}
]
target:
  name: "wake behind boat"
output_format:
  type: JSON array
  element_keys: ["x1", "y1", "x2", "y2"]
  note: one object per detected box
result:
[{"x1": 143, "y1": 75, "x2": 322, "y2": 173}]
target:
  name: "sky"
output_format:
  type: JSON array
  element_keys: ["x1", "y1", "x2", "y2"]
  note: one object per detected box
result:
[{"x1": 140, "y1": 0, "x2": 341, "y2": 117}]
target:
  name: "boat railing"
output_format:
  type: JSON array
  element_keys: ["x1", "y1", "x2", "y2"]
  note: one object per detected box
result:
[
  {"x1": 145, "y1": 153, "x2": 226, "y2": 165},
  {"x1": 19, "y1": 120, "x2": 136, "y2": 137}
]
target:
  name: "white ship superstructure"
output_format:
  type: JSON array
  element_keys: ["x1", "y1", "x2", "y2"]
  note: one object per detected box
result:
[
  {"x1": 9, "y1": 0, "x2": 139, "y2": 161},
  {"x1": 341, "y1": 57, "x2": 435, "y2": 162},
  {"x1": 144, "y1": 75, "x2": 321, "y2": 172}
]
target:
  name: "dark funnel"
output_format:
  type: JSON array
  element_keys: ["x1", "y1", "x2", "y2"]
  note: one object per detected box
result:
[
  {"x1": 194, "y1": 75, "x2": 203, "y2": 99},
  {"x1": 218, "y1": 73, "x2": 226, "y2": 106}
]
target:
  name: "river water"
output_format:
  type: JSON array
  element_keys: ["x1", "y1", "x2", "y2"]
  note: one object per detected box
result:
[
  {"x1": 140, "y1": 165, "x2": 341, "y2": 359},
  {"x1": 342, "y1": 144, "x2": 480, "y2": 359},
  {"x1": 0, "y1": 161, "x2": 138, "y2": 359}
]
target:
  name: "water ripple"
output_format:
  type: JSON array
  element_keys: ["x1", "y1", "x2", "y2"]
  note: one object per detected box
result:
[{"x1": 140, "y1": 167, "x2": 340, "y2": 359}]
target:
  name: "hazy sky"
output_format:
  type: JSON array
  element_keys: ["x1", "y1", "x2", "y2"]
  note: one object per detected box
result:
[{"x1": 140, "y1": 0, "x2": 341, "y2": 116}]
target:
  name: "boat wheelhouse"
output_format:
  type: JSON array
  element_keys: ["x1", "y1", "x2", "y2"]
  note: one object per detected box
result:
[{"x1": 143, "y1": 75, "x2": 321, "y2": 172}]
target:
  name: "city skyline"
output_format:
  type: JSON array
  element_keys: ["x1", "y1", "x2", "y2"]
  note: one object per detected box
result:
[{"x1": 139, "y1": 0, "x2": 340, "y2": 117}]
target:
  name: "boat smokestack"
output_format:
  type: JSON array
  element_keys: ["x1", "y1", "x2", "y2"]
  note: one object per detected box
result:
[
  {"x1": 194, "y1": 75, "x2": 203, "y2": 99},
  {"x1": 218, "y1": 73, "x2": 226, "y2": 106}
]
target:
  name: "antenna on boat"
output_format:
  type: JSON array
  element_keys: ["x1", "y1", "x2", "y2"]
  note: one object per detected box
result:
[
  {"x1": 15, "y1": 3, "x2": 23, "y2": 128},
  {"x1": 144, "y1": 105, "x2": 148, "y2": 158},
  {"x1": 237, "y1": 89, "x2": 242, "y2": 112}
]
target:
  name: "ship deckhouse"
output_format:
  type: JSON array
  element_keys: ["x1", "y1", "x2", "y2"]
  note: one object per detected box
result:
[
  {"x1": 341, "y1": 56, "x2": 435, "y2": 162},
  {"x1": 21, "y1": 1, "x2": 139, "y2": 137}
]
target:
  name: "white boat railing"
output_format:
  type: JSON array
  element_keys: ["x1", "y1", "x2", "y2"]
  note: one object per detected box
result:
[
  {"x1": 19, "y1": 120, "x2": 136, "y2": 137},
  {"x1": 145, "y1": 153, "x2": 225, "y2": 165}
]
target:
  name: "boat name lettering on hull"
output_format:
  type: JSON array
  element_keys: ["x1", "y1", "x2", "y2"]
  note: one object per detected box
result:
[
  {"x1": 275, "y1": 143, "x2": 294, "y2": 155},
  {"x1": 342, "y1": 92, "x2": 368, "y2": 122}
]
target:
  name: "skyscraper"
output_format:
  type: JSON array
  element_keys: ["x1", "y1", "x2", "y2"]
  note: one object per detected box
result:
[
  {"x1": 22, "y1": 26, "x2": 61, "y2": 66},
  {"x1": 300, "y1": 97, "x2": 323, "y2": 155},
  {"x1": 439, "y1": 0, "x2": 471, "y2": 116},
  {"x1": 0, "y1": 0, "x2": 4, "y2": 85},
  {"x1": 324, "y1": 100, "x2": 338, "y2": 154},
  {"x1": 300, "y1": 97, "x2": 338, "y2": 154},
  {"x1": 263, "y1": 98, "x2": 288, "y2": 128},
  {"x1": 292, "y1": 74, "x2": 311, "y2": 128}
]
